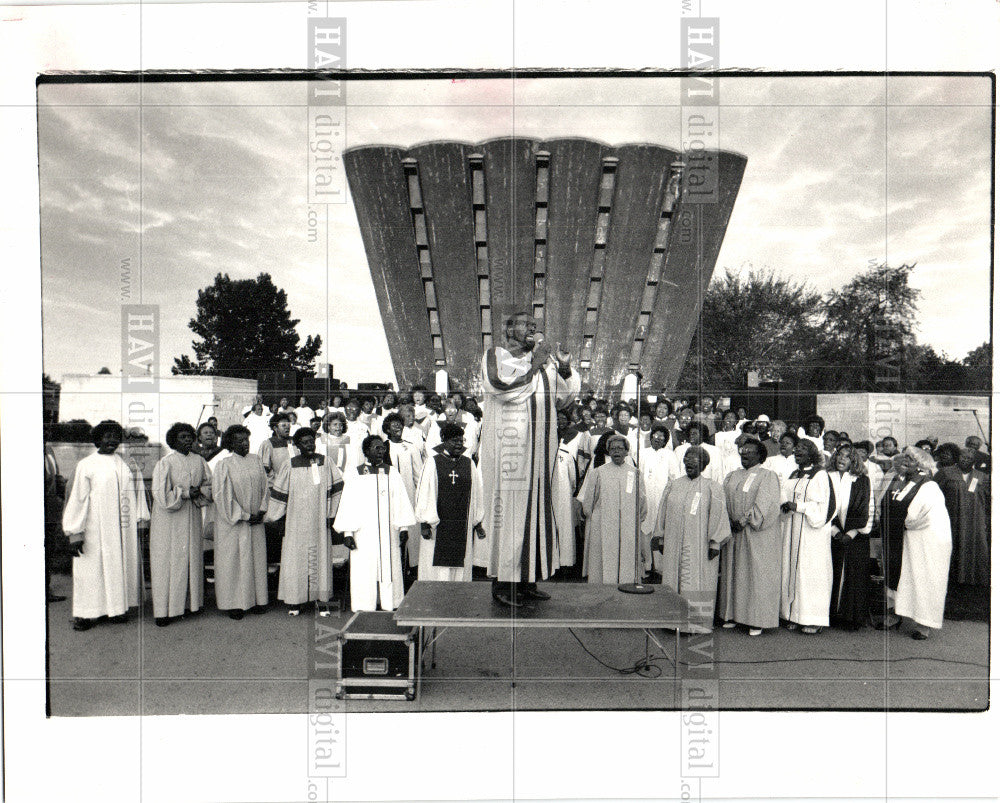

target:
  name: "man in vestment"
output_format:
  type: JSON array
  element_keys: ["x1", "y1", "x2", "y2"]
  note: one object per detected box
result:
[
  {"x1": 415, "y1": 423, "x2": 486, "y2": 581},
  {"x1": 479, "y1": 310, "x2": 580, "y2": 607},
  {"x1": 265, "y1": 427, "x2": 343, "y2": 614},
  {"x1": 652, "y1": 447, "x2": 730, "y2": 633},
  {"x1": 935, "y1": 447, "x2": 990, "y2": 587},
  {"x1": 212, "y1": 426, "x2": 271, "y2": 619},
  {"x1": 62, "y1": 421, "x2": 149, "y2": 631},
  {"x1": 335, "y1": 436, "x2": 417, "y2": 611},
  {"x1": 578, "y1": 435, "x2": 647, "y2": 584},
  {"x1": 150, "y1": 422, "x2": 213, "y2": 626},
  {"x1": 259, "y1": 412, "x2": 296, "y2": 566},
  {"x1": 718, "y1": 439, "x2": 782, "y2": 635}
]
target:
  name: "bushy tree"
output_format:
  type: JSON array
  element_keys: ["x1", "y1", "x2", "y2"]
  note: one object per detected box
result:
[{"x1": 172, "y1": 273, "x2": 322, "y2": 378}]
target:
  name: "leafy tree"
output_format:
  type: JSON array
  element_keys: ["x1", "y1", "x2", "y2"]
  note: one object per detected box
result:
[
  {"x1": 811, "y1": 262, "x2": 920, "y2": 391},
  {"x1": 172, "y1": 273, "x2": 322, "y2": 378},
  {"x1": 962, "y1": 341, "x2": 992, "y2": 391},
  {"x1": 97, "y1": 366, "x2": 112, "y2": 375},
  {"x1": 677, "y1": 268, "x2": 824, "y2": 390}
]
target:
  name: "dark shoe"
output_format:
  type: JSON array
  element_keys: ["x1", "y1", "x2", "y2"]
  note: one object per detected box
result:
[
  {"x1": 911, "y1": 630, "x2": 928, "y2": 640},
  {"x1": 491, "y1": 586, "x2": 524, "y2": 608},
  {"x1": 520, "y1": 584, "x2": 551, "y2": 601},
  {"x1": 251, "y1": 604, "x2": 268, "y2": 615},
  {"x1": 874, "y1": 613, "x2": 901, "y2": 630},
  {"x1": 72, "y1": 618, "x2": 95, "y2": 632},
  {"x1": 47, "y1": 593, "x2": 67, "y2": 602},
  {"x1": 108, "y1": 613, "x2": 129, "y2": 624},
  {"x1": 154, "y1": 617, "x2": 170, "y2": 627},
  {"x1": 228, "y1": 610, "x2": 245, "y2": 621}
]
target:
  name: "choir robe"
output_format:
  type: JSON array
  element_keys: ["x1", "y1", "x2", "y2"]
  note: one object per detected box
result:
[
  {"x1": 317, "y1": 433, "x2": 360, "y2": 473},
  {"x1": 578, "y1": 461, "x2": 646, "y2": 583},
  {"x1": 829, "y1": 471, "x2": 874, "y2": 627},
  {"x1": 674, "y1": 443, "x2": 724, "y2": 485},
  {"x1": 243, "y1": 412, "x2": 273, "y2": 454},
  {"x1": 150, "y1": 451, "x2": 213, "y2": 618},
  {"x1": 402, "y1": 424, "x2": 426, "y2": 454},
  {"x1": 713, "y1": 429, "x2": 743, "y2": 478},
  {"x1": 480, "y1": 346, "x2": 580, "y2": 583},
  {"x1": 934, "y1": 465, "x2": 990, "y2": 586},
  {"x1": 779, "y1": 468, "x2": 836, "y2": 627},
  {"x1": 265, "y1": 454, "x2": 344, "y2": 605},
  {"x1": 884, "y1": 479, "x2": 952, "y2": 629},
  {"x1": 718, "y1": 466, "x2": 783, "y2": 629},
  {"x1": 425, "y1": 419, "x2": 477, "y2": 461},
  {"x1": 334, "y1": 465, "x2": 416, "y2": 611},
  {"x1": 387, "y1": 439, "x2": 425, "y2": 568},
  {"x1": 414, "y1": 451, "x2": 485, "y2": 581},
  {"x1": 553, "y1": 432, "x2": 585, "y2": 570},
  {"x1": 655, "y1": 474, "x2": 730, "y2": 632},
  {"x1": 62, "y1": 452, "x2": 149, "y2": 619},
  {"x1": 212, "y1": 453, "x2": 271, "y2": 611},
  {"x1": 201, "y1": 448, "x2": 233, "y2": 543},
  {"x1": 259, "y1": 436, "x2": 297, "y2": 486},
  {"x1": 763, "y1": 453, "x2": 796, "y2": 482}
]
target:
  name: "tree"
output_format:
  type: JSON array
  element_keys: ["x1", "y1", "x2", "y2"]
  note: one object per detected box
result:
[
  {"x1": 97, "y1": 366, "x2": 112, "y2": 375},
  {"x1": 962, "y1": 341, "x2": 992, "y2": 391},
  {"x1": 172, "y1": 273, "x2": 322, "y2": 378},
  {"x1": 677, "y1": 268, "x2": 825, "y2": 390}
]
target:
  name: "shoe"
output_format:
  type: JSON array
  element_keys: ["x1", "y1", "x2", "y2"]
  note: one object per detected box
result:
[
  {"x1": 154, "y1": 617, "x2": 170, "y2": 627},
  {"x1": 288, "y1": 607, "x2": 301, "y2": 616},
  {"x1": 491, "y1": 587, "x2": 524, "y2": 608},
  {"x1": 520, "y1": 585, "x2": 550, "y2": 601},
  {"x1": 800, "y1": 626, "x2": 823, "y2": 634},
  {"x1": 911, "y1": 629, "x2": 929, "y2": 640},
  {"x1": 748, "y1": 628, "x2": 763, "y2": 637},
  {"x1": 47, "y1": 593, "x2": 67, "y2": 602},
  {"x1": 72, "y1": 618, "x2": 94, "y2": 632},
  {"x1": 721, "y1": 621, "x2": 737, "y2": 629},
  {"x1": 108, "y1": 613, "x2": 128, "y2": 624},
  {"x1": 783, "y1": 622, "x2": 798, "y2": 631},
  {"x1": 228, "y1": 610, "x2": 245, "y2": 621},
  {"x1": 250, "y1": 605, "x2": 268, "y2": 615},
  {"x1": 874, "y1": 614, "x2": 902, "y2": 631}
]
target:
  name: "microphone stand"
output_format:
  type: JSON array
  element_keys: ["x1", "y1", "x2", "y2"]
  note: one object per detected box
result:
[{"x1": 619, "y1": 370, "x2": 654, "y2": 595}]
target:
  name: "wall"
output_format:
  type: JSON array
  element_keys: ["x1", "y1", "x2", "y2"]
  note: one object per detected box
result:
[
  {"x1": 59, "y1": 374, "x2": 258, "y2": 444},
  {"x1": 816, "y1": 393, "x2": 991, "y2": 447}
]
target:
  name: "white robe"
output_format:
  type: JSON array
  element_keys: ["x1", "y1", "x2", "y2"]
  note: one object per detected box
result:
[
  {"x1": 150, "y1": 451, "x2": 213, "y2": 618},
  {"x1": 894, "y1": 481, "x2": 952, "y2": 628},
  {"x1": 713, "y1": 429, "x2": 743, "y2": 478},
  {"x1": 638, "y1": 445, "x2": 679, "y2": 571},
  {"x1": 62, "y1": 452, "x2": 149, "y2": 619},
  {"x1": 779, "y1": 469, "x2": 834, "y2": 627},
  {"x1": 764, "y1": 453, "x2": 796, "y2": 481},
  {"x1": 243, "y1": 412, "x2": 273, "y2": 454},
  {"x1": 578, "y1": 462, "x2": 646, "y2": 584},
  {"x1": 553, "y1": 432, "x2": 584, "y2": 569},
  {"x1": 212, "y1": 453, "x2": 270, "y2": 610},
  {"x1": 334, "y1": 466, "x2": 416, "y2": 611},
  {"x1": 387, "y1": 439, "x2": 425, "y2": 568},
  {"x1": 414, "y1": 454, "x2": 485, "y2": 581}
]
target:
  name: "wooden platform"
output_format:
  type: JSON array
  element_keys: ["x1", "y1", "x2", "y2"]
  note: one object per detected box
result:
[{"x1": 394, "y1": 581, "x2": 706, "y2": 630}]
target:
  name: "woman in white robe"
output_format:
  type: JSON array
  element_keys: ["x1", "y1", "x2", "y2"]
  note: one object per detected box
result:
[
  {"x1": 150, "y1": 423, "x2": 213, "y2": 625},
  {"x1": 779, "y1": 438, "x2": 836, "y2": 633},
  {"x1": 62, "y1": 422, "x2": 149, "y2": 628}
]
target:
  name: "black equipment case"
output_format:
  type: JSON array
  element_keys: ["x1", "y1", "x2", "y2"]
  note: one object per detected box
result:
[{"x1": 334, "y1": 611, "x2": 417, "y2": 701}]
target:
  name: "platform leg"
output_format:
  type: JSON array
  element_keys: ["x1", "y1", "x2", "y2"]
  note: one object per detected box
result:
[
  {"x1": 431, "y1": 626, "x2": 437, "y2": 669},
  {"x1": 416, "y1": 625, "x2": 424, "y2": 702}
]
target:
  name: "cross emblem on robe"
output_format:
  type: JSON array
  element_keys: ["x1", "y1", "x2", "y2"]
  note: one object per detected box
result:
[{"x1": 448, "y1": 470, "x2": 459, "y2": 485}]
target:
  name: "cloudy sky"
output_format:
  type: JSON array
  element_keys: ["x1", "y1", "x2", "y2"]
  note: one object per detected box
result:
[{"x1": 38, "y1": 74, "x2": 992, "y2": 387}]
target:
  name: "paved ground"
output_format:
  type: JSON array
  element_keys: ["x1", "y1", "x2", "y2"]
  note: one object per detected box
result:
[{"x1": 46, "y1": 572, "x2": 989, "y2": 716}]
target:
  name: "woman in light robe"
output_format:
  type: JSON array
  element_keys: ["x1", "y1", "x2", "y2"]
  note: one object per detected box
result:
[
  {"x1": 779, "y1": 438, "x2": 836, "y2": 634},
  {"x1": 62, "y1": 421, "x2": 149, "y2": 631},
  {"x1": 713, "y1": 409, "x2": 743, "y2": 478},
  {"x1": 718, "y1": 439, "x2": 782, "y2": 635},
  {"x1": 764, "y1": 432, "x2": 798, "y2": 481},
  {"x1": 266, "y1": 427, "x2": 344, "y2": 614},
  {"x1": 150, "y1": 422, "x2": 213, "y2": 626},
  {"x1": 880, "y1": 446, "x2": 952, "y2": 639},
  {"x1": 553, "y1": 409, "x2": 585, "y2": 573},
  {"x1": 578, "y1": 434, "x2": 646, "y2": 584},
  {"x1": 318, "y1": 411, "x2": 359, "y2": 472},
  {"x1": 674, "y1": 422, "x2": 724, "y2": 486},
  {"x1": 828, "y1": 445, "x2": 874, "y2": 630},
  {"x1": 653, "y1": 446, "x2": 729, "y2": 633},
  {"x1": 639, "y1": 424, "x2": 679, "y2": 575},
  {"x1": 212, "y1": 426, "x2": 270, "y2": 619}
]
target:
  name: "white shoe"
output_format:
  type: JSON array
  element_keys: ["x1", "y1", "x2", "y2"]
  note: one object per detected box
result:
[
  {"x1": 721, "y1": 621, "x2": 737, "y2": 629},
  {"x1": 748, "y1": 628, "x2": 763, "y2": 636}
]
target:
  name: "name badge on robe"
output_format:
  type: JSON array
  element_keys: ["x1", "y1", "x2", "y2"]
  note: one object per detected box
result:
[
  {"x1": 626, "y1": 471, "x2": 634, "y2": 495},
  {"x1": 742, "y1": 475, "x2": 755, "y2": 493},
  {"x1": 968, "y1": 477, "x2": 978, "y2": 492},
  {"x1": 689, "y1": 491, "x2": 702, "y2": 515},
  {"x1": 311, "y1": 463, "x2": 321, "y2": 485}
]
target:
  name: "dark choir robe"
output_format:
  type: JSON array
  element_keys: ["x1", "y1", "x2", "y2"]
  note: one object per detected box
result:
[
  {"x1": 934, "y1": 465, "x2": 990, "y2": 586},
  {"x1": 414, "y1": 450, "x2": 485, "y2": 581},
  {"x1": 829, "y1": 472, "x2": 873, "y2": 628}
]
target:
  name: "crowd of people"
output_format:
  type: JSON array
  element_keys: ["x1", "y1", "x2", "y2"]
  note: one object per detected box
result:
[{"x1": 50, "y1": 376, "x2": 990, "y2": 643}]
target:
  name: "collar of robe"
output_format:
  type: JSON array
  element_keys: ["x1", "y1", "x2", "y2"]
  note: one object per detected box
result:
[
  {"x1": 360, "y1": 463, "x2": 388, "y2": 475},
  {"x1": 790, "y1": 464, "x2": 821, "y2": 479}
]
